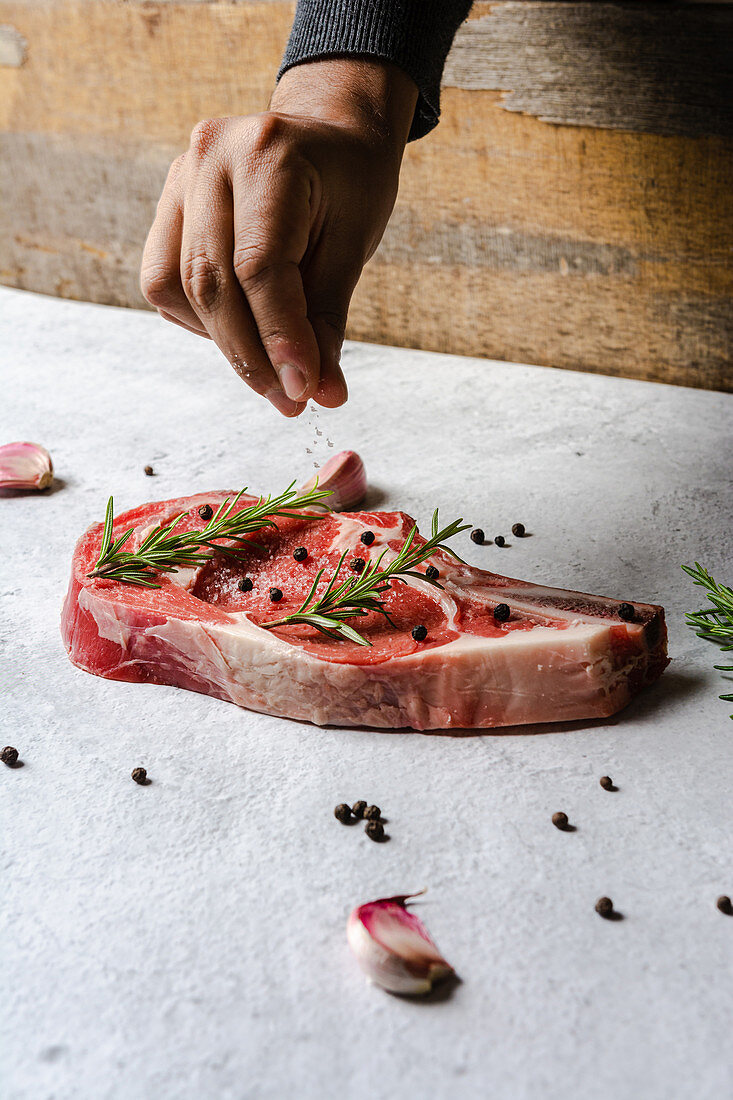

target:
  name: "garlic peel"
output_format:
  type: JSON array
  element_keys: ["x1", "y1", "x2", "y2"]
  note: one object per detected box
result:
[
  {"x1": 299, "y1": 450, "x2": 366, "y2": 512},
  {"x1": 0, "y1": 442, "x2": 53, "y2": 490},
  {"x1": 347, "y1": 894, "x2": 454, "y2": 995}
]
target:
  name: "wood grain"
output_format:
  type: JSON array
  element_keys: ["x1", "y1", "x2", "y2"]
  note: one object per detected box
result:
[
  {"x1": 445, "y1": 2, "x2": 733, "y2": 138},
  {"x1": 0, "y1": 0, "x2": 731, "y2": 391}
]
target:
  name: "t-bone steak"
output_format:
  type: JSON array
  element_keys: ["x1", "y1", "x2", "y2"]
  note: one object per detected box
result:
[{"x1": 61, "y1": 491, "x2": 668, "y2": 729}]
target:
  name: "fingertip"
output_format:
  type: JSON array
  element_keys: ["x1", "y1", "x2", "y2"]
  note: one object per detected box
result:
[
  {"x1": 314, "y1": 363, "x2": 348, "y2": 408},
  {"x1": 266, "y1": 388, "x2": 308, "y2": 417}
]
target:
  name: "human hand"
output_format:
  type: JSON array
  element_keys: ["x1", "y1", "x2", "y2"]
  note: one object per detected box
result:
[{"x1": 140, "y1": 60, "x2": 418, "y2": 416}]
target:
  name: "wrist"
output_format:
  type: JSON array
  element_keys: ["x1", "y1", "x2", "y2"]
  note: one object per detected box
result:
[{"x1": 270, "y1": 59, "x2": 418, "y2": 154}]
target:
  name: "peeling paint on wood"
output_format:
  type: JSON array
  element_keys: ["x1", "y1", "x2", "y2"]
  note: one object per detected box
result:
[
  {"x1": 444, "y1": 2, "x2": 733, "y2": 138},
  {"x1": 0, "y1": 23, "x2": 26, "y2": 65}
]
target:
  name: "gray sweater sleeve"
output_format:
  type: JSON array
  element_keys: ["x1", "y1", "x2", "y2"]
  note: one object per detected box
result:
[{"x1": 277, "y1": 0, "x2": 473, "y2": 141}]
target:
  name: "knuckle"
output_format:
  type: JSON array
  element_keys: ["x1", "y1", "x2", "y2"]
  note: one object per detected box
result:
[
  {"x1": 232, "y1": 241, "x2": 279, "y2": 289},
  {"x1": 181, "y1": 254, "x2": 226, "y2": 313},
  {"x1": 189, "y1": 118, "x2": 224, "y2": 157},
  {"x1": 247, "y1": 111, "x2": 287, "y2": 155},
  {"x1": 313, "y1": 309, "x2": 347, "y2": 340},
  {"x1": 140, "y1": 263, "x2": 181, "y2": 310}
]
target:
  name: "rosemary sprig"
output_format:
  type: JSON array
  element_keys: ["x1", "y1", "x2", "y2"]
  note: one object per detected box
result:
[
  {"x1": 682, "y1": 562, "x2": 733, "y2": 717},
  {"x1": 262, "y1": 509, "x2": 470, "y2": 646},
  {"x1": 89, "y1": 482, "x2": 332, "y2": 587}
]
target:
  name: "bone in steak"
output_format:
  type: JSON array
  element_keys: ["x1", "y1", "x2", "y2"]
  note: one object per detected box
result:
[{"x1": 61, "y1": 492, "x2": 668, "y2": 729}]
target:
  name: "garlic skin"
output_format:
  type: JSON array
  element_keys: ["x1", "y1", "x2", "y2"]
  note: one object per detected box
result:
[
  {"x1": 0, "y1": 442, "x2": 53, "y2": 490},
  {"x1": 299, "y1": 450, "x2": 367, "y2": 512},
  {"x1": 347, "y1": 894, "x2": 454, "y2": 995}
]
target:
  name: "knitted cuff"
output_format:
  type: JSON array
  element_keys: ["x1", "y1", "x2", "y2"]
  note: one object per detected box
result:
[{"x1": 277, "y1": 0, "x2": 472, "y2": 141}]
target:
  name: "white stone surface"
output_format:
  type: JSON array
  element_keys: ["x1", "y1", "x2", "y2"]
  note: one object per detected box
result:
[{"x1": 1, "y1": 286, "x2": 732, "y2": 1100}]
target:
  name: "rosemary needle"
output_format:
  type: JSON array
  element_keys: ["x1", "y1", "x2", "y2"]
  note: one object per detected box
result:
[
  {"x1": 262, "y1": 510, "x2": 470, "y2": 647},
  {"x1": 89, "y1": 482, "x2": 332, "y2": 587},
  {"x1": 682, "y1": 562, "x2": 733, "y2": 718}
]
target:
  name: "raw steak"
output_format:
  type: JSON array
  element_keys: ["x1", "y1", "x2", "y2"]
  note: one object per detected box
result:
[{"x1": 61, "y1": 492, "x2": 668, "y2": 729}]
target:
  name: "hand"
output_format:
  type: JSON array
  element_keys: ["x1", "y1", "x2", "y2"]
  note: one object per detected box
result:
[{"x1": 140, "y1": 60, "x2": 418, "y2": 416}]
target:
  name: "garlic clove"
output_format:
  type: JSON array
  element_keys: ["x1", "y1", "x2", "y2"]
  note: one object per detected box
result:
[
  {"x1": 299, "y1": 450, "x2": 367, "y2": 512},
  {"x1": 0, "y1": 441, "x2": 53, "y2": 490},
  {"x1": 347, "y1": 893, "x2": 454, "y2": 995}
]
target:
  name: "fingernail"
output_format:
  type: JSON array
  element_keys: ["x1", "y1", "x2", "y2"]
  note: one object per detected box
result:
[
  {"x1": 266, "y1": 388, "x2": 300, "y2": 417},
  {"x1": 277, "y1": 364, "x2": 308, "y2": 401}
]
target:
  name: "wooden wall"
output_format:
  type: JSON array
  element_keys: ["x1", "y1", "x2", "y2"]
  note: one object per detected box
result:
[{"x1": 1, "y1": 1, "x2": 731, "y2": 391}]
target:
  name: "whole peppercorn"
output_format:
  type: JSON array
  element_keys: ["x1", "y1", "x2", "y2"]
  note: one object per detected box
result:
[
  {"x1": 412, "y1": 625, "x2": 428, "y2": 642},
  {"x1": 364, "y1": 805, "x2": 381, "y2": 821},
  {"x1": 334, "y1": 803, "x2": 352, "y2": 824},
  {"x1": 595, "y1": 896, "x2": 614, "y2": 918},
  {"x1": 352, "y1": 800, "x2": 367, "y2": 820},
  {"x1": 618, "y1": 603, "x2": 635, "y2": 621},
  {"x1": 1, "y1": 746, "x2": 19, "y2": 767},
  {"x1": 144, "y1": 465, "x2": 154, "y2": 477},
  {"x1": 552, "y1": 811, "x2": 569, "y2": 830},
  {"x1": 198, "y1": 504, "x2": 213, "y2": 521},
  {"x1": 293, "y1": 547, "x2": 308, "y2": 562},
  {"x1": 238, "y1": 577, "x2": 253, "y2": 592},
  {"x1": 131, "y1": 767, "x2": 148, "y2": 785},
  {"x1": 360, "y1": 531, "x2": 375, "y2": 546},
  {"x1": 717, "y1": 895, "x2": 733, "y2": 915},
  {"x1": 493, "y1": 603, "x2": 511, "y2": 622},
  {"x1": 269, "y1": 587, "x2": 283, "y2": 602},
  {"x1": 350, "y1": 557, "x2": 366, "y2": 573},
  {"x1": 494, "y1": 535, "x2": 506, "y2": 547},
  {"x1": 511, "y1": 522, "x2": 526, "y2": 538},
  {"x1": 425, "y1": 565, "x2": 440, "y2": 580},
  {"x1": 599, "y1": 775, "x2": 614, "y2": 791},
  {"x1": 365, "y1": 820, "x2": 384, "y2": 841},
  {"x1": 470, "y1": 528, "x2": 485, "y2": 545}
]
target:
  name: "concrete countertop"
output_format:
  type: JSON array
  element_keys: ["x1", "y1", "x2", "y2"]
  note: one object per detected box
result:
[{"x1": 1, "y1": 287, "x2": 732, "y2": 1100}]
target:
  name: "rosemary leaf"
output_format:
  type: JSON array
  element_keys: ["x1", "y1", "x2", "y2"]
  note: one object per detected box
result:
[
  {"x1": 262, "y1": 511, "x2": 470, "y2": 646},
  {"x1": 89, "y1": 482, "x2": 332, "y2": 586},
  {"x1": 682, "y1": 562, "x2": 733, "y2": 717}
]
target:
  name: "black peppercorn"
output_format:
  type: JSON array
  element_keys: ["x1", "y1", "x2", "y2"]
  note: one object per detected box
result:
[
  {"x1": 334, "y1": 803, "x2": 352, "y2": 824},
  {"x1": 511, "y1": 523, "x2": 526, "y2": 538},
  {"x1": 198, "y1": 504, "x2": 213, "y2": 521},
  {"x1": 144, "y1": 465, "x2": 154, "y2": 477},
  {"x1": 494, "y1": 535, "x2": 506, "y2": 547},
  {"x1": 412, "y1": 625, "x2": 428, "y2": 642},
  {"x1": 352, "y1": 800, "x2": 367, "y2": 819},
  {"x1": 470, "y1": 528, "x2": 484, "y2": 544},
  {"x1": 364, "y1": 805, "x2": 381, "y2": 821},
  {"x1": 552, "y1": 811, "x2": 569, "y2": 830},
  {"x1": 717, "y1": 895, "x2": 733, "y2": 915},
  {"x1": 360, "y1": 531, "x2": 375, "y2": 546},
  {"x1": 293, "y1": 547, "x2": 308, "y2": 562},
  {"x1": 131, "y1": 767, "x2": 148, "y2": 785},
  {"x1": 618, "y1": 603, "x2": 635, "y2": 621},
  {"x1": 365, "y1": 820, "x2": 384, "y2": 841},
  {"x1": 493, "y1": 603, "x2": 511, "y2": 622},
  {"x1": 238, "y1": 577, "x2": 253, "y2": 592},
  {"x1": 269, "y1": 587, "x2": 283, "y2": 602},
  {"x1": 595, "y1": 896, "x2": 614, "y2": 918},
  {"x1": 350, "y1": 557, "x2": 366, "y2": 573},
  {"x1": 599, "y1": 775, "x2": 614, "y2": 791},
  {"x1": 1, "y1": 746, "x2": 19, "y2": 767},
  {"x1": 425, "y1": 565, "x2": 440, "y2": 580}
]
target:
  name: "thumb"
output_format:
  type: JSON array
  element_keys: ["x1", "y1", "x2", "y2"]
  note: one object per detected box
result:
[{"x1": 302, "y1": 248, "x2": 363, "y2": 408}]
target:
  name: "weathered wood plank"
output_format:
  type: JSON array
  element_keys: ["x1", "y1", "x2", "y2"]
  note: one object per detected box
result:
[
  {"x1": 0, "y1": 1, "x2": 731, "y2": 391},
  {"x1": 445, "y1": 2, "x2": 733, "y2": 138}
]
